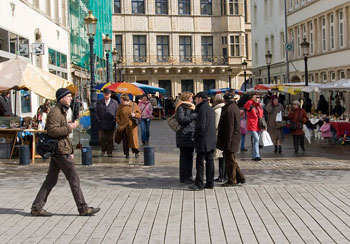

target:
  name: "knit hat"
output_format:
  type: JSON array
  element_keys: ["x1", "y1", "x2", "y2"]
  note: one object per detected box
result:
[
  {"x1": 56, "y1": 88, "x2": 71, "y2": 101},
  {"x1": 293, "y1": 100, "x2": 301, "y2": 106}
]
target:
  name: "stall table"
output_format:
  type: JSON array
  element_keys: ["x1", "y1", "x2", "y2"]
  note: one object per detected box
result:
[
  {"x1": 0, "y1": 128, "x2": 45, "y2": 164},
  {"x1": 331, "y1": 122, "x2": 350, "y2": 138},
  {"x1": 152, "y1": 107, "x2": 163, "y2": 120}
]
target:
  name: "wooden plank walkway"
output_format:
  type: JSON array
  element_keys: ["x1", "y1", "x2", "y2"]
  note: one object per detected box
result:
[{"x1": 1, "y1": 185, "x2": 350, "y2": 244}]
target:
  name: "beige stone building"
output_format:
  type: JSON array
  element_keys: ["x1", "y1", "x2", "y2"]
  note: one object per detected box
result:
[{"x1": 112, "y1": 0, "x2": 252, "y2": 96}]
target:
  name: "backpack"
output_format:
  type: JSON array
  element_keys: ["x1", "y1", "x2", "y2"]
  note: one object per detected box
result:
[
  {"x1": 36, "y1": 133, "x2": 58, "y2": 159},
  {"x1": 167, "y1": 114, "x2": 181, "y2": 132}
]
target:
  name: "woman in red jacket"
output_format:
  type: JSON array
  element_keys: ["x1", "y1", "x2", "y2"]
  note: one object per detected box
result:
[
  {"x1": 244, "y1": 94, "x2": 264, "y2": 161},
  {"x1": 288, "y1": 100, "x2": 309, "y2": 153}
]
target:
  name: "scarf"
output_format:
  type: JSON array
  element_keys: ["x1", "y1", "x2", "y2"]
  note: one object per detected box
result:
[{"x1": 175, "y1": 101, "x2": 195, "y2": 111}]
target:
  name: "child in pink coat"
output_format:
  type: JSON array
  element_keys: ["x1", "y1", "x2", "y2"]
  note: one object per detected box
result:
[{"x1": 319, "y1": 118, "x2": 332, "y2": 147}]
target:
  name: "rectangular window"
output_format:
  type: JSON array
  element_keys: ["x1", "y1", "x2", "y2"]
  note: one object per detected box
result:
[
  {"x1": 158, "y1": 80, "x2": 172, "y2": 96},
  {"x1": 114, "y1": 0, "x2": 121, "y2": 13},
  {"x1": 322, "y1": 73, "x2": 327, "y2": 83},
  {"x1": 221, "y1": 0, "x2": 227, "y2": 15},
  {"x1": 0, "y1": 28, "x2": 9, "y2": 52},
  {"x1": 156, "y1": 0, "x2": 168, "y2": 14},
  {"x1": 48, "y1": 48, "x2": 67, "y2": 68},
  {"x1": 230, "y1": 35, "x2": 240, "y2": 56},
  {"x1": 18, "y1": 37, "x2": 29, "y2": 58},
  {"x1": 132, "y1": 0, "x2": 145, "y2": 14},
  {"x1": 200, "y1": 0, "x2": 212, "y2": 15},
  {"x1": 339, "y1": 10, "x2": 344, "y2": 48},
  {"x1": 331, "y1": 72, "x2": 336, "y2": 81},
  {"x1": 309, "y1": 22, "x2": 314, "y2": 54},
  {"x1": 264, "y1": 0, "x2": 268, "y2": 21},
  {"x1": 330, "y1": 14, "x2": 335, "y2": 50},
  {"x1": 245, "y1": 34, "x2": 249, "y2": 58},
  {"x1": 133, "y1": 35, "x2": 147, "y2": 62},
  {"x1": 203, "y1": 79, "x2": 216, "y2": 92},
  {"x1": 340, "y1": 71, "x2": 345, "y2": 79},
  {"x1": 179, "y1": 0, "x2": 190, "y2": 15},
  {"x1": 201, "y1": 36, "x2": 213, "y2": 62},
  {"x1": 181, "y1": 80, "x2": 194, "y2": 93},
  {"x1": 221, "y1": 36, "x2": 227, "y2": 44},
  {"x1": 229, "y1": 0, "x2": 239, "y2": 15},
  {"x1": 179, "y1": 36, "x2": 192, "y2": 62},
  {"x1": 115, "y1": 35, "x2": 122, "y2": 57},
  {"x1": 157, "y1": 36, "x2": 169, "y2": 62},
  {"x1": 321, "y1": 17, "x2": 326, "y2": 52}
]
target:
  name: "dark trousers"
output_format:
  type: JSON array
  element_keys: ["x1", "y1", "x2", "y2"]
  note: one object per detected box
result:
[
  {"x1": 179, "y1": 147, "x2": 194, "y2": 182},
  {"x1": 99, "y1": 129, "x2": 115, "y2": 154},
  {"x1": 293, "y1": 135, "x2": 305, "y2": 152},
  {"x1": 122, "y1": 130, "x2": 139, "y2": 156},
  {"x1": 217, "y1": 157, "x2": 227, "y2": 180},
  {"x1": 224, "y1": 151, "x2": 245, "y2": 184},
  {"x1": 32, "y1": 154, "x2": 88, "y2": 213},
  {"x1": 195, "y1": 151, "x2": 215, "y2": 188}
]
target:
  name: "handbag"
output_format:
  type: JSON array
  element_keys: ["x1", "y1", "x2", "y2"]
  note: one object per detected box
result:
[
  {"x1": 167, "y1": 113, "x2": 181, "y2": 132},
  {"x1": 276, "y1": 121, "x2": 286, "y2": 129},
  {"x1": 289, "y1": 110, "x2": 301, "y2": 132},
  {"x1": 240, "y1": 119, "x2": 247, "y2": 135},
  {"x1": 254, "y1": 106, "x2": 267, "y2": 130},
  {"x1": 131, "y1": 102, "x2": 141, "y2": 126},
  {"x1": 260, "y1": 130, "x2": 273, "y2": 147},
  {"x1": 36, "y1": 133, "x2": 57, "y2": 159}
]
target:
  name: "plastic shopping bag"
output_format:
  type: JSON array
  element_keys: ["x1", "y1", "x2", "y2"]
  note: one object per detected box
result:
[
  {"x1": 303, "y1": 124, "x2": 312, "y2": 144},
  {"x1": 276, "y1": 111, "x2": 283, "y2": 122},
  {"x1": 260, "y1": 130, "x2": 273, "y2": 147}
]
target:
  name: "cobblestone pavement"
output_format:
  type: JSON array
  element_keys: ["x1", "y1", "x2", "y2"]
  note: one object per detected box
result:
[{"x1": 0, "y1": 121, "x2": 350, "y2": 243}]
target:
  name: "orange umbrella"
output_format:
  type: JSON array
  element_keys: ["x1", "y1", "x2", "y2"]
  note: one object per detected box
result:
[{"x1": 106, "y1": 82, "x2": 144, "y2": 96}]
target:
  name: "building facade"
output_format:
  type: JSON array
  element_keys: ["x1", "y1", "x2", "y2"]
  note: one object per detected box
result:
[
  {"x1": 251, "y1": 0, "x2": 287, "y2": 85},
  {"x1": 112, "y1": 0, "x2": 252, "y2": 97},
  {"x1": 0, "y1": 0, "x2": 69, "y2": 117}
]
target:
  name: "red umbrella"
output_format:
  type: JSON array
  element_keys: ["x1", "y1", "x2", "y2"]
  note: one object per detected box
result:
[{"x1": 254, "y1": 84, "x2": 270, "y2": 90}]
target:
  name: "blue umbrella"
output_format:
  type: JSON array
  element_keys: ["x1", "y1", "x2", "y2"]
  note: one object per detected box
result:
[{"x1": 132, "y1": 82, "x2": 166, "y2": 94}]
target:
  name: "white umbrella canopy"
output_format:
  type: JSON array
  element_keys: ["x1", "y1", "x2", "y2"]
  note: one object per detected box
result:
[{"x1": 0, "y1": 58, "x2": 76, "y2": 100}]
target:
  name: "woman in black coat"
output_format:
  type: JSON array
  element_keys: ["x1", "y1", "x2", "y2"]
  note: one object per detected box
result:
[{"x1": 175, "y1": 92, "x2": 197, "y2": 184}]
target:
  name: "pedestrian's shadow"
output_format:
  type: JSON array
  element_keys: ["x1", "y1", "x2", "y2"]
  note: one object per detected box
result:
[
  {"x1": 0, "y1": 208, "x2": 78, "y2": 217},
  {"x1": 101, "y1": 176, "x2": 186, "y2": 190},
  {"x1": 0, "y1": 208, "x2": 29, "y2": 216}
]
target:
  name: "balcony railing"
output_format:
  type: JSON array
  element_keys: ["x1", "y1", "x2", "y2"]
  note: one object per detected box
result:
[{"x1": 118, "y1": 55, "x2": 229, "y2": 66}]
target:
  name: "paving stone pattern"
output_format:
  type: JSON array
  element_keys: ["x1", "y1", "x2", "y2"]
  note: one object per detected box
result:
[{"x1": 0, "y1": 120, "x2": 350, "y2": 243}]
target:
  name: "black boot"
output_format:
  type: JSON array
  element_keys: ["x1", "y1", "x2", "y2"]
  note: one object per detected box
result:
[
  {"x1": 278, "y1": 145, "x2": 282, "y2": 153},
  {"x1": 274, "y1": 145, "x2": 277, "y2": 153},
  {"x1": 215, "y1": 158, "x2": 225, "y2": 182},
  {"x1": 293, "y1": 135, "x2": 299, "y2": 153},
  {"x1": 300, "y1": 136, "x2": 305, "y2": 151}
]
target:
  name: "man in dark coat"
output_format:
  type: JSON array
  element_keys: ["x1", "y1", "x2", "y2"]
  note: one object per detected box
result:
[
  {"x1": 96, "y1": 88, "x2": 118, "y2": 157},
  {"x1": 0, "y1": 91, "x2": 12, "y2": 116},
  {"x1": 189, "y1": 92, "x2": 216, "y2": 191},
  {"x1": 217, "y1": 93, "x2": 245, "y2": 187}
]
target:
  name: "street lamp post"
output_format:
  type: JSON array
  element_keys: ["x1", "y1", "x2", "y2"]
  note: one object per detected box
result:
[
  {"x1": 102, "y1": 34, "x2": 112, "y2": 83},
  {"x1": 265, "y1": 51, "x2": 272, "y2": 84},
  {"x1": 227, "y1": 67, "x2": 232, "y2": 89},
  {"x1": 112, "y1": 48, "x2": 118, "y2": 83},
  {"x1": 301, "y1": 38, "x2": 310, "y2": 87},
  {"x1": 242, "y1": 59, "x2": 248, "y2": 91},
  {"x1": 84, "y1": 10, "x2": 99, "y2": 146}
]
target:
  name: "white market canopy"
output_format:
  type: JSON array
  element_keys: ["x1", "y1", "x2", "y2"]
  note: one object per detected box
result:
[
  {"x1": 0, "y1": 57, "x2": 76, "y2": 100},
  {"x1": 303, "y1": 79, "x2": 350, "y2": 93}
]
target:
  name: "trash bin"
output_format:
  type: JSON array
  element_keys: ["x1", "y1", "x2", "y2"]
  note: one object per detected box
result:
[
  {"x1": 81, "y1": 146, "x2": 92, "y2": 165},
  {"x1": 143, "y1": 146, "x2": 155, "y2": 166},
  {"x1": 19, "y1": 145, "x2": 30, "y2": 165}
]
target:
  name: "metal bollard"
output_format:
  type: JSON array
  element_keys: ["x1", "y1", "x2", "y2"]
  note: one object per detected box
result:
[
  {"x1": 143, "y1": 146, "x2": 155, "y2": 166},
  {"x1": 19, "y1": 145, "x2": 30, "y2": 165},
  {"x1": 81, "y1": 146, "x2": 92, "y2": 166}
]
